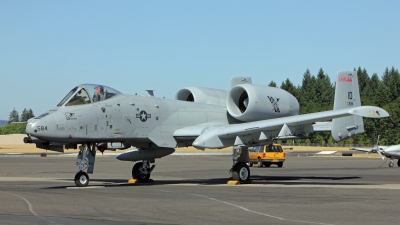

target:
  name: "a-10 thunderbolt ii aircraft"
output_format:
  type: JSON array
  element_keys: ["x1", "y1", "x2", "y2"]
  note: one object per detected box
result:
[
  {"x1": 23, "y1": 71, "x2": 389, "y2": 187},
  {"x1": 350, "y1": 136, "x2": 400, "y2": 167}
]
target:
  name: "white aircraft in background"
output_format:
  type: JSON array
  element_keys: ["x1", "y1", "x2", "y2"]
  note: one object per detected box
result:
[{"x1": 350, "y1": 136, "x2": 400, "y2": 167}]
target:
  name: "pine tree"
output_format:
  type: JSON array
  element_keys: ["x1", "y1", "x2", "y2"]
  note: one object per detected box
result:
[
  {"x1": 28, "y1": 109, "x2": 35, "y2": 119},
  {"x1": 20, "y1": 108, "x2": 35, "y2": 122},
  {"x1": 8, "y1": 108, "x2": 19, "y2": 124},
  {"x1": 268, "y1": 81, "x2": 277, "y2": 87},
  {"x1": 20, "y1": 108, "x2": 28, "y2": 122},
  {"x1": 315, "y1": 68, "x2": 333, "y2": 111},
  {"x1": 299, "y1": 69, "x2": 317, "y2": 114},
  {"x1": 381, "y1": 67, "x2": 400, "y2": 101},
  {"x1": 280, "y1": 78, "x2": 299, "y2": 99}
]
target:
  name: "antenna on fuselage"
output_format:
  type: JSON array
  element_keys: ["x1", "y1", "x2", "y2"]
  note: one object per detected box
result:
[{"x1": 145, "y1": 90, "x2": 155, "y2": 97}]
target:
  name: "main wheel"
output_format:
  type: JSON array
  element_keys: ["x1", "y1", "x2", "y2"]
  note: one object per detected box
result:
[
  {"x1": 389, "y1": 161, "x2": 394, "y2": 167},
  {"x1": 74, "y1": 171, "x2": 89, "y2": 187},
  {"x1": 257, "y1": 158, "x2": 263, "y2": 167},
  {"x1": 132, "y1": 162, "x2": 151, "y2": 181},
  {"x1": 397, "y1": 159, "x2": 400, "y2": 167},
  {"x1": 231, "y1": 162, "x2": 250, "y2": 182}
]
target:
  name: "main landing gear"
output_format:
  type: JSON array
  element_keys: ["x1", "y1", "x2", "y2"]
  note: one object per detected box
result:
[
  {"x1": 230, "y1": 145, "x2": 251, "y2": 183},
  {"x1": 132, "y1": 160, "x2": 156, "y2": 181},
  {"x1": 388, "y1": 159, "x2": 400, "y2": 168},
  {"x1": 74, "y1": 143, "x2": 96, "y2": 187}
]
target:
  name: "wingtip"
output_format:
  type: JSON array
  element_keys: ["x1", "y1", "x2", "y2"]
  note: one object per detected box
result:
[{"x1": 350, "y1": 106, "x2": 389, "y2": 118}]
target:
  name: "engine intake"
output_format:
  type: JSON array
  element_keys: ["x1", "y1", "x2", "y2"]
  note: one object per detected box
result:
[
  {"x1": 227, "y1": 84, "x2": 299, "y2": 122},
  {"x1": 175, "y1": 87, "x2": 228, "y2": 107}
]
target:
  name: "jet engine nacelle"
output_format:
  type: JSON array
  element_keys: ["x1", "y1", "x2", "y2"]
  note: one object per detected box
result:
[
  {"x1": 226, "y1": 84, "x2": 299, "y2": 122},
  {"x1": 175, "y1": 87, "x2": 228, "y2": 107}
]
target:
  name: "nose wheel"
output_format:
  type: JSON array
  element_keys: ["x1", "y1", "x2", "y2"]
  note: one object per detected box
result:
[{"x1": 74, "y1": 143, "x2": 96, "y2": 187}]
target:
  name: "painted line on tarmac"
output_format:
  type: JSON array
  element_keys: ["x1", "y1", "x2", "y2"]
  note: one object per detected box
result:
[
  {"x1": 7, "y1": 192, "x2": 38, "y2": 216},
  {"x1": 66, "y1": 186, "x2": 105, "y2": 189},
  {"x1": 164, "y1": 182, "x2": 400, "y2": 190},
  {"x1": 161, "y1": 190, "x2": 333, "y2": 225},
  {"x1": 1, "y1": 191, "x2": 61, "y2": 224}
]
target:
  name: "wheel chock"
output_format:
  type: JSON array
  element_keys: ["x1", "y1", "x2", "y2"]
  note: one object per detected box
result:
[
  {"x1": 128, "y1": 179, "x2": 140, "y2": 184},
  {"x1": 227, "y1": 180, "x2": 253, "y2": 185},
  {"x1": 227, "y1": 180, "x2": 240, "y2": 185},
  {"x1": 128, "y1": 179, "x2": 154, "y2": 184}
]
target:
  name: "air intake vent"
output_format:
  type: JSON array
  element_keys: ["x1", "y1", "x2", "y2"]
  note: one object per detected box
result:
[
  {"x1": 186, "y1": 94, "x2": 194, "y2": 102},
  {"x1": 238, "y1": 91, "x2": 248, "y2": 113}
]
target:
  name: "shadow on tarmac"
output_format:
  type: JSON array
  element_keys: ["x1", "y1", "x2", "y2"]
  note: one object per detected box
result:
[{"x1": 42, "y1": 175, "x2": 369, "y2": 189}]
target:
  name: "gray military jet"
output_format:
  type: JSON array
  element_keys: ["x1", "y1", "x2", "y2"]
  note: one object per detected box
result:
[
  {"x1": 23, "y1": 71, "x2": 389, "y2": 187},
  {"x1": 350, "y1": 136, "x2": 400, "y2": 167}
]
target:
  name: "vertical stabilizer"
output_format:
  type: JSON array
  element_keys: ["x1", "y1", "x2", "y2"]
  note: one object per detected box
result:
[{"x1": 331, "y1": 71, "x2": 364, "y2": 142}]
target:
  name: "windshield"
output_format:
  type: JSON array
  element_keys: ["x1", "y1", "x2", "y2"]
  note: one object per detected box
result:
[
  {"x1": 58, "y1": 84, "x2": 121, "y2": 107},
  {"x1": 57, "y1": 87, "x2": 78, "y2": 106},
  {"x1": 66, "y1": 88, "x2": 91, "y2": 106}
]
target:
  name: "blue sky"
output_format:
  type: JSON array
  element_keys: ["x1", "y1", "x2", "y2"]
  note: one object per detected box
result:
[{"x1": 0, "y1": 0, "x2": 399, "y2": 120}]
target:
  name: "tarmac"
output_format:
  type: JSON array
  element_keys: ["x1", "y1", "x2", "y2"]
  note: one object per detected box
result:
[{"x1": 0, "y1": 152, "x2": 399, "y2": 225}]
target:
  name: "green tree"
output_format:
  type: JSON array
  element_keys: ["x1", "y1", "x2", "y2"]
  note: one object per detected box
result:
[
  {"x1": 20, "y1": 108, "x2": 35, "y2": 122},
  {"x1": 315, "y1": 68, "x2": 334, "y2": 111},
  {"x1": 381, "y1": 67, "x2": 400, "y2": 101},
  {"x1": 268, "y1": 81, "x2": 277, "y2": 87},
  {"x1": 280, "y1": 78, "x2": 299, "y2": 100},
  {"x1": 8, "y1": 108, "x2": 19, "y2": 124},
  {"x1": 357, "y1": 67, "x2": 372, "y2": 106},
  {"x1": 299, "y1": 69, "x2": 317, "y2": 114}
]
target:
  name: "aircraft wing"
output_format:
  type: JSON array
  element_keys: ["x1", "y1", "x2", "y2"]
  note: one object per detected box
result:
[
  {"x1": 349, "y1": 147, "x2": 371, "y2": 152},
  {"x1": 190, "y1": 106, "x2": 388, "y2": 149},
  {"x1": 350, "y1": 147, "x2": 386, "y2": 160}
]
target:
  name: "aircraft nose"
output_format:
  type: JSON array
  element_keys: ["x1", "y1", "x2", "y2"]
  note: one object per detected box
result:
[{"x1": 25, "y1": 119, "x2": 37, "y2": 135}]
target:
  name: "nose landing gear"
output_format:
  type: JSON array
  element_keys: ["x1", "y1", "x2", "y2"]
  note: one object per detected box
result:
[{"x1": 74, "y1": 143, "x2": 96, "y2": 187}]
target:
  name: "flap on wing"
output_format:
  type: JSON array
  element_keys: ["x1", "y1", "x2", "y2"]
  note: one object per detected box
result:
[{"x1": 313, "y1": 122, "x2": 332, "y2": 132}]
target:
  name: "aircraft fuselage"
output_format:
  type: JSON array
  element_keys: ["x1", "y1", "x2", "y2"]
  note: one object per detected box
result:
[{"x1": 26, "y1": 94, "x2": 231, "y2": 148}]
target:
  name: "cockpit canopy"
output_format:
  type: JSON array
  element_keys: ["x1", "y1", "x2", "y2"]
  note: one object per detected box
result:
[{"x1": 57, "y1": 84, "x2": 121, "y2": 107}]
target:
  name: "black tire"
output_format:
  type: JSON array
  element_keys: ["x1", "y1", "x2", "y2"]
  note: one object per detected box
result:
[
  {"x1": 74, "y1": 171, "x2": 89, "y2": 187},
  {"x1": 257, "y1": 158, "x2": 263, "y2": 167},
  {"x1": 231, "y1": 162, "x2": 250, "y2": 182},
  {"x1": 264, "y1": 163, "x2": 271, "y2": 167},
  {"x1": 277, "y1": 162, "x2": 283, "y2": 168},
  {"x1": 132, "y1": 162, "x2": 151, "y2": 181},
  {"x1": 397, "y1": 159, "x2": 400, "y2": 167}
]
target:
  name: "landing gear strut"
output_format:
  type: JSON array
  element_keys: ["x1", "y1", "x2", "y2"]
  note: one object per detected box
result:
[
  {"x1": 230, "y1": 145, "x2": 250, "y2": 183},
  {"x1": 74, "y1": 143, "x2": 96, "y2": 187},
  {"x1": 132, "y1": 160, "x2": 155, "y2": 182}
]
